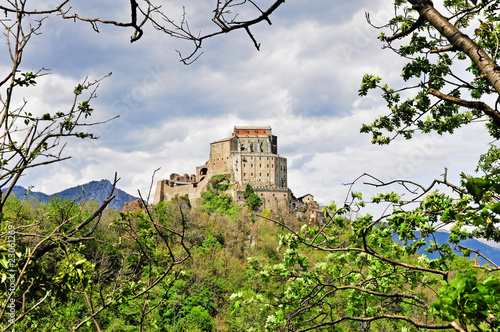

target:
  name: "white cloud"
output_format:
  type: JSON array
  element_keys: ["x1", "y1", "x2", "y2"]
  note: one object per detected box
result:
[{"x1": 8, "y1": 0, "x2": 493, "y2": 214}]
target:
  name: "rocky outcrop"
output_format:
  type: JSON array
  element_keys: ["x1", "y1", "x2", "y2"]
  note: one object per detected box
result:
[{"x1": 123, "y1": 199, "x2": 144, "y2": 213}]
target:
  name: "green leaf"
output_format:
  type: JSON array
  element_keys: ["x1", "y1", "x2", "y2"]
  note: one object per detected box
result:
[{"x1": 74, "y1": 259, "x2": 86, "y2": 266}]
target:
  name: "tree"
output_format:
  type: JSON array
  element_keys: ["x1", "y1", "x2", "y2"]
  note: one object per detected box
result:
[
  {"x1": 244, "y1": 183, "x2": 255, "y2": 200},
  {"x1": 360, "y1": 0, "x2": 500, "y2": 143},
  {"x1": 247, "y1": 193, "x2": 263, "y2": 211},
  {"x1": 244, "y1": 184, "x2": 263, "y2": 211},
  {"x1": 233, "y1": 1, "x2": 500, "y2": 331},
  {"x1": 0, "y1": 1, "x2": 287, "y2": 330}
]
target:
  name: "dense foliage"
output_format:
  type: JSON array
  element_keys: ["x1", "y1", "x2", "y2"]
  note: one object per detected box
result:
[
  {"x1": 0, "y1": 0, "x2": 288, "y2": 327},
  {"x1": 360, "y1": 0, "x2": 500, "y2": 144},
  {"x1": 230, "y1": 1, "x2": 500, "y2": 331},
  {"x1": 0, "y1": 187, "x2": 297, "y2": 331},
  {"x1": 244, "y1": 184, "x2": 263, "y2": 211},
  {"x1": 3, "y1": 0, "x2": 500, "y2": 331}
]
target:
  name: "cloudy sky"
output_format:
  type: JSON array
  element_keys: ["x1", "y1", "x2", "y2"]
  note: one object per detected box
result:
[{"x1": 8, "y1": 0, "x2": 492, "y2": 207}]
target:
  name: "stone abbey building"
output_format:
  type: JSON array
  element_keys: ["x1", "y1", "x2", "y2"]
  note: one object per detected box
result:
[{"x1": 154, "y1": 126, "x2": 295, "y2": 211}]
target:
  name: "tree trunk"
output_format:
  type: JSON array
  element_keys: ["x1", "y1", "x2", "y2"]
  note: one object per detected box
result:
[{"x1": 408, "y1": 0, "x2": 500, "y2": 95}]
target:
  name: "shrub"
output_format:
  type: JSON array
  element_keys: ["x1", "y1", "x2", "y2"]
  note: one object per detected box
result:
[{"x1": 177, "y1": 306, "x2": 214, "y2": 332}]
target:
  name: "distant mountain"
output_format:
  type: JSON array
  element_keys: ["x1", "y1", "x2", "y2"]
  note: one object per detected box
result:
[
  {"x1": 12, "y1": 179, "x2": 139, "y2": 210},
  {"x1": 12, "y1": 186, "x2": 50, "y2": 203},
  {"x1": 394, "y1": 231, "x2": 500, "y2": 266}
]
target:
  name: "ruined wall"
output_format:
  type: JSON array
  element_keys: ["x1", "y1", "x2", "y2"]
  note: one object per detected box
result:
[
  {"x1": 196, "y1": 162, "x2": 210, "y2": 183},
  {"x1": 153, "y1": 177, "x2": 209, "y2": 206},
  {"x1": 169, "y1": 173, "x2": 197, "y2": 182}
]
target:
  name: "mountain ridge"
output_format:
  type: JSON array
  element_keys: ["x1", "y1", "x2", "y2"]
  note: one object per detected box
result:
[
  {"x1": 12, "y1": 179, "x2": 138, "y2": 210},
  {"x1": 394, "y1": 231, "x2": 500, "y2": 266}
]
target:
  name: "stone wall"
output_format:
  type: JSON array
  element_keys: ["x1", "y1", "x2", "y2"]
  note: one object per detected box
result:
[
  {"x1": 209, "y1": 137, "x2": 234, "y2": 175},
  {"x1": 153, "y1": 177, "x2": 209, "y2": 206},
  {"x1": 232, "y1": 154, "x2": 287, "y2": 188},
  {"x1": 233, "y1": 187, "x2": 291, "y2": 212},
  {"x1": 256, "y1": 187, "x2": 291, "y2": 211},
  {"x1": 169, "y1": 173, "x2": 197, "y2": 182}
]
